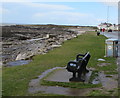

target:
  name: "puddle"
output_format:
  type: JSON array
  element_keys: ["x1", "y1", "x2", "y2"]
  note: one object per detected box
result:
[
  {"x1": 106, "y1": 75, "x2": 113, "y2": 78},
  {"x1": 6, "y1": 60, "x2": 31, "y2": 66},
  {"x1": 91, "y1": 76, "x2": 100, "y2": 84}
]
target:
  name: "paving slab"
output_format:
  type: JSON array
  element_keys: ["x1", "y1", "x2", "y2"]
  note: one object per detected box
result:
[{"x1": 45, "y1": 68, "x2": 92, "y2": 83}]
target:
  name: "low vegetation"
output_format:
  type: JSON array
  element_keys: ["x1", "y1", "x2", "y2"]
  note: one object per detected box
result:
[
  {"x1": 41, "y1": 79, "x2": 101, "y2": 89},
  {"x1": 2, "y1": 31, "x2": 117, "y2": 96},
  {"x1": 87, "y1": 88, "x2": 119, "y2": 96}
]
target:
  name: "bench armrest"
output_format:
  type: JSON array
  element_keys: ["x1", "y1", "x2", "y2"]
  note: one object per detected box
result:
[{"x1": 66, "y1": 61, "x2": 79, "y2": 72}]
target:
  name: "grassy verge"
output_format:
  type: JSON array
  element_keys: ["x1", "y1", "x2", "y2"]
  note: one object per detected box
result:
[
  {"x1": 2, "y1": 31, "x2": 117, "y2": 96},
  {"x1": 41, "y1": 80, "x2": 101, "y2": 89},
  {"x1": 87, "y1": 88, "x2": 119, "y2": 96}
]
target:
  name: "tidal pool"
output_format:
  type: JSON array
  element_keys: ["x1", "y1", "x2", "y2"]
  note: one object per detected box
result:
[{"x1": 6, "y1": 60, "x2": 31, "y2": 66}]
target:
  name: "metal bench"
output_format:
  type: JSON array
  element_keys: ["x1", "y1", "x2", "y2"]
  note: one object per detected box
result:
[{"x1": 66, "y1": 52, "x2": 91, "y2": 82}]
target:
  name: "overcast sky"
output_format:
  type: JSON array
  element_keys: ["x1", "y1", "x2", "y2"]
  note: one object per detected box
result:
[{"x1": 1, "y1": 0, "x2": 119, "y2": 26}]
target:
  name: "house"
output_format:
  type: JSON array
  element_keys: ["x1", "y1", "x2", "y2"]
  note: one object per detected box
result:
[{"x1": 97, "y1": 22, "x2": 118, "y2": 31}]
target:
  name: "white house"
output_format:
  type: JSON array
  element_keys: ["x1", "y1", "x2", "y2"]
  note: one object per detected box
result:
[{"x1": 97, "y1": 22, "x2": 118, "y2": 31}]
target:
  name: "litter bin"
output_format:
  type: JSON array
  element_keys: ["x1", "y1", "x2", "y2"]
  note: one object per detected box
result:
[{"x1": 105, "y1": 39, "x2": 118, "y2": 57}]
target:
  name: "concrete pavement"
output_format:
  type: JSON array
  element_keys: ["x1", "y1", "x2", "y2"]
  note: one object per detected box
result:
[
  {"x1": 100, "y1": 31, "x2": 118, "y2": 39},
  {"x1": 101, "y1": 31, "x2": 120, "y2": 88}
]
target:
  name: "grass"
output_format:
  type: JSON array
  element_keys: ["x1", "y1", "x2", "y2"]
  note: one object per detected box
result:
[
  {"x1": 96, "y1": 57, "x2": 118, "y2": 75},
  {"x1": 87, "y1": 88, "x2": 119, "y2": 96},
  {"x1": 0, "y1": 69, "x2": 2, "y2": 97},
  {"x1": 41, "y1": 80, "x2": 101, "y2": 89},
  {"x1": 87, "y1": 90, "x2": 110, "y2": 96},
  {"x1": 2, "y1": 31, "x2": 118, "y2": 96}
]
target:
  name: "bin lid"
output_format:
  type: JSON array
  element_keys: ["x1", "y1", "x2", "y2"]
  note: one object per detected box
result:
[{"x1": 106, "y1": 38, "x2": 118, "y2": 42}]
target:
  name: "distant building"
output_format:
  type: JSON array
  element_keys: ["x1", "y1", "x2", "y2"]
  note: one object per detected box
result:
[{"x1": 97, "y1": 22, "x2": 118, "y2": 31}]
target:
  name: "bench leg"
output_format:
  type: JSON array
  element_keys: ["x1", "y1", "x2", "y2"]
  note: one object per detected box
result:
[
  {"x1": 85, "y1": 68, "x2": 89, "y2": 73},
  {"x1": 69, "y1": 72, "x2": 85, "y2": 82},
  {"x1": 77, "y1": 72, "x2": 85, "y2": 82},
  {"x1": 73, "y1": 72, "x2": 76, "y2": 78},
  {"x1": 69, "y1": 72, "x2": 77, "y2": 81}
]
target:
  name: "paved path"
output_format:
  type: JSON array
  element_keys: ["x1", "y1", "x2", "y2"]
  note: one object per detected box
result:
[
  {"x1": 101, "y1": 31, "x2": 120, "y2": 87},
  {"x1": 100, "y1": 31, "x2": 118, "y2": 39}
]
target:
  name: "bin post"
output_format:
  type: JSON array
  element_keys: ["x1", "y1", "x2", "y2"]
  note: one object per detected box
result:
[
  {"x1": 118, "y1": 41, "x2": 120, "y2": 57},
  {"x1": 105, "y1": 39, "x2": 118, "y2": 57}
]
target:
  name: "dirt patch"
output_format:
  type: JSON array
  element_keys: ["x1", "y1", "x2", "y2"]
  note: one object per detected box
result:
[{"x1": 97, "y1": 63, "x2": 111, "y2": 67}]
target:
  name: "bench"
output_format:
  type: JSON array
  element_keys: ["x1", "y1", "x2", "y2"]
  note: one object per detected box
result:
[{"x1": 66, "y1": 52, "x2": 91, "y2": 82}]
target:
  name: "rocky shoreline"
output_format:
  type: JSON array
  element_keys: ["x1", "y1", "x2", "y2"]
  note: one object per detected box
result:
[{"x1": 1, "y1": 25, "x2": 95, "y2": 66}]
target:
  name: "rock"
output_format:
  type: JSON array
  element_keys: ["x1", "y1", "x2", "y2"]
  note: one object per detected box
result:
[
  {"x1": 51, "y1": 45, "x2": 62, "y2": 48},
  {"x1": 98, "y1": 58, "x2": 106, "y2": 61},
  {"x1": 49, "y1": 34, "x2": 57, "y2": 38},
  {"x1": 16, "y1": 53, "x2": 26, "y2": 60},
  {"x1": 16, "y1": 52, "x2": 34, "y2": 60},
  {"x1": 15, "y1": 34, "x2": 31, "y2": 40},
  {"x1": 2, "y1": 25, "x2": 89, "y2": 65}
]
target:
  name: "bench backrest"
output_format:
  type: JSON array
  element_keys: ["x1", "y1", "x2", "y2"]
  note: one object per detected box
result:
[{"x1": 82, "y1": 52, "x2": 91, "y2": 65}]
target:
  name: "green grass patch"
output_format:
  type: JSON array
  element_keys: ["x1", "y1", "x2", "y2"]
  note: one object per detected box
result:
[
  {"x1": 96, "y1": 57, "x2": 117, "y2": 74},
  {"x1": 87, "y1": 90, "x2": 110, "y2": 96},
  {"x1": 2, "y1": 31, "x2": 117, "y2": 96},
  {"x1": 41, "y1": 80, "x2": 101, "y2": 89},
  {"x1": 87, "y1": 88, "x2": 119, "y2": 96},
  {"x1": 105, "y1": 71, "x2": 118, "y2": 75}
]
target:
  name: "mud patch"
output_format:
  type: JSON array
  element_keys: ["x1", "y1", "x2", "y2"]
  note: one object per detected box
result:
[{"x1": 97, "y1": 63, "x2": 111, "y2": 67}]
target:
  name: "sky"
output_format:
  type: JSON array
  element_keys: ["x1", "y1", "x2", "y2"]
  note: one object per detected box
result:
[{"x1": 0, "y1": 0, "x2": 119, "y2": 26}]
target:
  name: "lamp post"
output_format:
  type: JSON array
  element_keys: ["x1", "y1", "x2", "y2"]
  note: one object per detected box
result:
[{"x1": 106, "y1": 6, "x2": 109, "y2": 32}]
